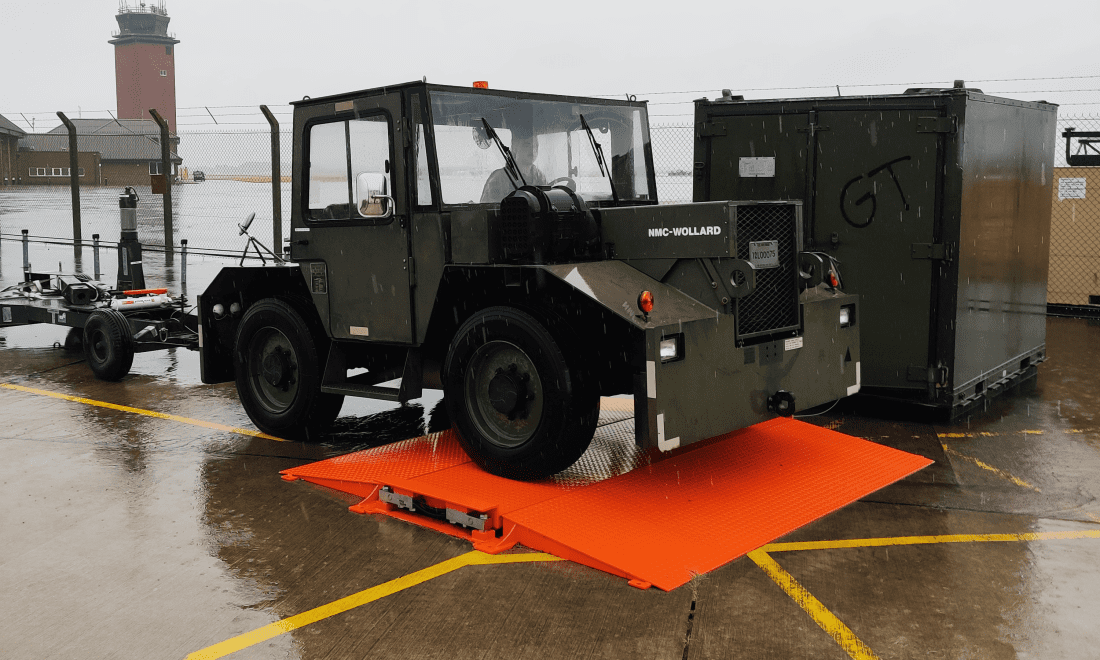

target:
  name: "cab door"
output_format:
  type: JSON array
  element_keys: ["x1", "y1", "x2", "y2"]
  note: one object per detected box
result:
[{"x1": 303, "y1": 93, "x2": 414, "y2": 344}]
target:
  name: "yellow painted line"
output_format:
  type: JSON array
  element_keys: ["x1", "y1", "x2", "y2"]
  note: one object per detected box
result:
[
  {"x1": 938, "y1": 429, "x2": 1089, "y2": 438},
  {"x1": 748, "y1": 549, "x2": 879, "y2": 660},
  {"x1": 0, "y1": 383, "x2": 284, "y2": 441},
  {"x1": 762, "y1": 529, "x2": 1100, "y2": 553},
  {"x1": 942, "y1": 445, "x2": 1041, "y2": 492},
  {"x1": 187, "y1": 550, "x2": 561, "y2": 660}
]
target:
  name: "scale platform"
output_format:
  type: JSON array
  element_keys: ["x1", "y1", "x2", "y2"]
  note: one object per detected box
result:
[{"x1": 282, "y1": 404, "x2": 931, "y2": 591}]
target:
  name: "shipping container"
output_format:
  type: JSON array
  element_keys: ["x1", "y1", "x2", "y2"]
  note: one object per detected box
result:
[{"x1": 694, "y1": 86, "x2": 1057, "y2": 415}]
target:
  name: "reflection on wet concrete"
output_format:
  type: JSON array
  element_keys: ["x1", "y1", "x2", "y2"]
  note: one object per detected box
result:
[{"x1": 1, "y1": 315, "x2": 1099, "y2": 658}]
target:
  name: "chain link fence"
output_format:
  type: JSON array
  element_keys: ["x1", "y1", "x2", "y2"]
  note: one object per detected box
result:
[
  {"x1": 3, "y1": 103, "x2": 1100, "y2": 313},
  {"x1": 651, "y1": 124, "x2": 694, "y2": 203}
]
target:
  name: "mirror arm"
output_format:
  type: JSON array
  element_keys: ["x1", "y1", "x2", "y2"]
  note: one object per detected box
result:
[{"x1": 370, "y1": 195, "x2": 395, "y2": 219}]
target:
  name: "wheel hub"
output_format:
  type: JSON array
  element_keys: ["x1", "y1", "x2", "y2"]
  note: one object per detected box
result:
[
  {"x1": 487, "y1": 364, "x2": 530, "y2": 418},
  {"x1": 261, "y1": 348, "x2": 294, "y2": 389}
]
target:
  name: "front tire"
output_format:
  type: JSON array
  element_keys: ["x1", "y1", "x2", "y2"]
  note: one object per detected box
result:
[
  {"x1": 233, "y1": 299, "x2": 343, "y2": 440},
  {"x1": 443, "y1": 306, "x2": 598, "y2": 480}
]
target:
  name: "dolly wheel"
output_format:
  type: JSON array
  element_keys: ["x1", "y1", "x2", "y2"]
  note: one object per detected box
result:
[
  {"x1": 444, "y1": 306, "x2": 599, "y2": 480},
  {"x1": 233, "y1": 299, "x2": 343, "y2": 441},
  {"x1": 83, "y1": 309, "x2": 135, "y2": 381}
]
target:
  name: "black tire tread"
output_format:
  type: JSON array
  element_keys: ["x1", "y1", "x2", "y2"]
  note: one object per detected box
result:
[
  {"x1": 233, "y1": 298, "x2": 343, "y2": 441},
  {"x1": 444, "y1": 306, "x2": 598, "y2": 480},
  {"x1": 83, "y1": 308, "x2": 135, "y2": 381}
]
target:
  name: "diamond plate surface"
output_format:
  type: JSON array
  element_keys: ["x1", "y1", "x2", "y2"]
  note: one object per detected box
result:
[
  {"x1": 507, "y1": 417, "x2": 932, "y2": 590},
  {"x1": 552, "y1": 419, "x2": 644, "y2": 488},
  {"x1": 284, "y1": 431, "x2": 471, "y2": 483}
]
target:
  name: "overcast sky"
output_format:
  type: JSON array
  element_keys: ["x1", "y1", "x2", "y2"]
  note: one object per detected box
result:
[{"x1": 2, "y1": 0, "x2": 1098, "y2": 130}]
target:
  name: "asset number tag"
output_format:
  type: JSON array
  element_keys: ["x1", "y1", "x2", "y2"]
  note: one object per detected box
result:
[{"x1": 749, "y1": 240, "x2": 779, "y2": 269}]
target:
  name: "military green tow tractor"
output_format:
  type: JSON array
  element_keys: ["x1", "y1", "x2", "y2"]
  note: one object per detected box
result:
[{"x1": 198, "y1": 82, "x2": 861, "y2": 479}]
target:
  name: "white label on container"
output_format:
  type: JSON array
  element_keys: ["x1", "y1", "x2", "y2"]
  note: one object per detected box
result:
[
  {"x1": 1059, "y1": 177, "x2": 1086, "y2": 201},
  {"x1": 739, "y1": 157, "x2": 775, "y2": 178},
  {"x1": 2, "y1": 307, "x2": 10, "y2": 323},
  {"x1": 784, "y1": 336, "x2": 803, "y2": 351}
]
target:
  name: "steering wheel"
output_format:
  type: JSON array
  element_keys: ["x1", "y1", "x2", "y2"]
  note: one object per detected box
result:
[{"x1": 548, "y1": 176, "x2": 576, "y2": 191}]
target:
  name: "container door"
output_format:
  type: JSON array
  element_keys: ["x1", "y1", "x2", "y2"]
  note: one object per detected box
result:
[
  {"x1": 303, "y1": 93, "x2": 414, "y2": 344},
  {"x1": 812, "y1": 110, "x2": 942, "y2": 391}
]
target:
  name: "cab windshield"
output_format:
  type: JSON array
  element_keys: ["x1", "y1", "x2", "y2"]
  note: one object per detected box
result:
[{"x1": 429, "y1": 90, "x2": 654, "y2": 206}]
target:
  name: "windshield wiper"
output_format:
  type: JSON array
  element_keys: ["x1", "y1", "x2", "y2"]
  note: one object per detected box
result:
[
  {"x1": 579, "y1": 114, "x2": 619, "y2": 203},
  {"x1": 480, "y1": 118, "x2": 526, "y2": 190}
]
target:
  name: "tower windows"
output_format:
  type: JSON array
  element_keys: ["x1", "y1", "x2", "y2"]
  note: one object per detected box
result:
[{"x1": 159, "y1": 70, "x2": 167, "y2": 77}]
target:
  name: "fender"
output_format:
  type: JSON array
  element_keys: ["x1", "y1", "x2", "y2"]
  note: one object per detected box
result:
[
  {"x1": 197, "y1": 265, "x2": 313, "y2": 384},
  {"x1": 538, "y1": 261, "x2": 717, "y2": 330}
]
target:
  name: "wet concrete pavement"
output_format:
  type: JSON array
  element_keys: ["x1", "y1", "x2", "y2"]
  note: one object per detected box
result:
[{"x1": 2, "y1": 315, "x2": 1099, "y2": 659}]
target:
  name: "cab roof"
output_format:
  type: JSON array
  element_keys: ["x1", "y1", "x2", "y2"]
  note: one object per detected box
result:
[{"x1": 290, "y1": 81, "x2": 649, "y2": 111}]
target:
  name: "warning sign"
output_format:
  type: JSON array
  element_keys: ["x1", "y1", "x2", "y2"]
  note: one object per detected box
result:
[{"x1": 1059, "y1": 177, "x2": 1086, "y2": 201}]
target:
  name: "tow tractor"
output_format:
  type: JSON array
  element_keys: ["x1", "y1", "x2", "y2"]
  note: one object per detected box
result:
[
  {"x1": 196, "y1": 81, "x2": 863, "y2": 479},
  {"x1": 1, "y1": 188, "x2": 198, "y2": 378}
]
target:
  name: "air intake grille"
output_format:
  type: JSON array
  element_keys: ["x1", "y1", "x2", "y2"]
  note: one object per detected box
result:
[
  {"x1": 499, "y1": 197, "x2": 534, "y2": 259},
  {"x1": 735, "y1": 204, "x2": 800, "y2": 340}
]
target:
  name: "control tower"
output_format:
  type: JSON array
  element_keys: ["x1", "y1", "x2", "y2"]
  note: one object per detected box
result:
[{"x1": 109, "y1": 1, "x2": 180, "y2": 132}]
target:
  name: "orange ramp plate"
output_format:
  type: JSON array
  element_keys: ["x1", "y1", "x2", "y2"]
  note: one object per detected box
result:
[{"x1": 282, "y1": 416, "x2": 931, "y2": 591}]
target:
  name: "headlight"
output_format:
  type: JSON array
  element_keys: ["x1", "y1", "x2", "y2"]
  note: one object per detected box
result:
[
  {"x1": 839, "y1": 305, "x2": 854, "y2": 327},
  {"x1": 660, "y1": 335, "x2": 683, "y2": 363}
]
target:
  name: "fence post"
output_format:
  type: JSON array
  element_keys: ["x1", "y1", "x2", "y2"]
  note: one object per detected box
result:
[
  {"x1": 149, "y1": 108, "x2": 174, "y2": 255},
  {"x1": 260, "y1": 105, "x2": 282, "y2": 254},
  {"x1": 55, "y1": 112, "x2": 83, "y2": 253}
]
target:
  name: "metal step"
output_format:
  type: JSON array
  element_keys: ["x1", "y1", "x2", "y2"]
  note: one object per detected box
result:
[{"x1": 321, "y1": 382, "x2": 403, "y2": 401}]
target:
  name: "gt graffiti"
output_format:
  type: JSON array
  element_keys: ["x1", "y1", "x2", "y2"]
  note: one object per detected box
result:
[{"x1": 839, "y1": 156, "x2": 912, "y2": 228}]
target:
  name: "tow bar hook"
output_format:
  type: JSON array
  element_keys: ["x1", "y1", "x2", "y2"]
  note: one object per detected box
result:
[{"x1": 767, "y1": 390, "x2": 796, "y2": 417}]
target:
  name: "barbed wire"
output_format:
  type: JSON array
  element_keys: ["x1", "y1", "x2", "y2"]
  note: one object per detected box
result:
[
  {"x1": 595, "y1": 74, "x2": 1100, "y2": 97},
  {"x1": 4, "y1": 74, "x2": 1098, "y2": 129}
]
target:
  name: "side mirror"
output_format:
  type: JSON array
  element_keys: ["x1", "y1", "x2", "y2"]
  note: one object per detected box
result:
[{"x1": 355, "y1": 172, "x2": 393, "y2": 218}]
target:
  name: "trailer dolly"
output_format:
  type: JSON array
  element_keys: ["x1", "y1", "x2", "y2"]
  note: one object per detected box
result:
[
  {"x1": 1, "y1": 189, "x2": 199, "y2": 380},
  {"x1": 1, "y1": 274, "x2": 198, "y2": 380}
]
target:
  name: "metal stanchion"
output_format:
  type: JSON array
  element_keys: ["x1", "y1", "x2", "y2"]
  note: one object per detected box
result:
[
  {"x1": 22, "y1": 229, "x2": 30, "y2": 282},
  {"x1": 117, "y1": 187, "x2": 146, "y2": 291},
  {"x1": 93, "y1": 234, "x2": 101, "y2": 280},
  {"x1": 180, "y1": 239, "x2": 188, "y2": 296}
]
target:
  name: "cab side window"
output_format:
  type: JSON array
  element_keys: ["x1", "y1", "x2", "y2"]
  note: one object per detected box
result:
[{"x1": 307, "y1": 114, "x2": 392, "y2": 221}]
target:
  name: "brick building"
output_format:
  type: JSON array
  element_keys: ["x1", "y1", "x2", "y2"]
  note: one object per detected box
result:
[
  {"x1": 15, "y1": 118, "x2": 181, "y2": 187},
  {"x1": 0, "y1": 114, "x2": 26, "y2": 186}
]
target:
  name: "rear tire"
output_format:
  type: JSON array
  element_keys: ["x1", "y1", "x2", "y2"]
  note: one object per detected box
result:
[
  {"x1": 233, "y1": 299, "x2": 343, "y2": 441},
  {"x1": 444, "y1": 306, "x2": 598, "y2": 480},
  {"x1": 83, "y1": 309, "x2": 134, "y2": 381}
]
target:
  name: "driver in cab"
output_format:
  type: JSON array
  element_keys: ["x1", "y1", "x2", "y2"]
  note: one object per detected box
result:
[{"x1": 480, "y1": 133, "x2": 547, "y2": 203}]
